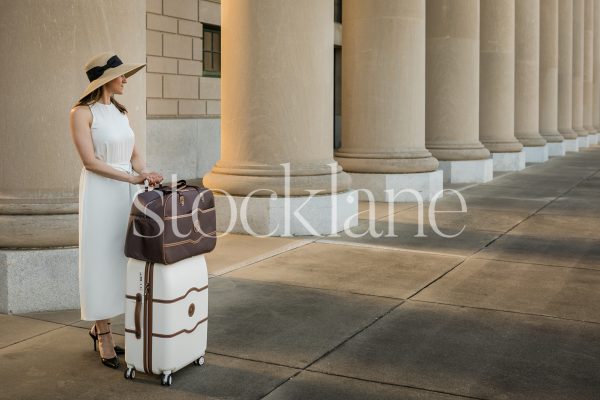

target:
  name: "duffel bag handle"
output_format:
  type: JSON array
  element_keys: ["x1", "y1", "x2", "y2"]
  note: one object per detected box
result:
[
  {"x1": 157, "y1": 179, "x2": 187, "y2": 194},
  {"x1": 144, "y1": 178, "x2": 184, "y2": 192}
]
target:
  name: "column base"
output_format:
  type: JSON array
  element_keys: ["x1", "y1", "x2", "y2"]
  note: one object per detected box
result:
[
  {"x1": 523, "y1": 145, "x2": 549, "y2": 163},
  {"x1": 0, "y1": 213, "x2": 78, "y2": 248},
  {"x1": 588, "y1": 134, "x2": 598, "y2": 145},
  {"x1": 212, "y1": 190, "x2": 359, "y2": 236},
  {"x1": 547, "y1": 142, "x2": 566, "y2": 157},
  {"x1": 0, "y1": 248, "x2": 79, "y2": 313},
  {"x1": 577, "y1": 136, "x2": 590, "y2": 148},
  {"x1": 438, "y1": 159, "x2": 493, "y2": 184},
  {"x1": 492, "y1": 151, "x2": 526, "y2": 172},
  {"x1": 563, "y1": 139, "x2": 579, "y2": 152},
  {"x1": 349, "y1": 170, "x2": 443, "y2": 202}
]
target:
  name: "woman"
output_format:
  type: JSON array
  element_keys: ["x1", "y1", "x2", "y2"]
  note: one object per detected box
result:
[{"x1": 69, "y1": 52, "x2": 163, "y2": 369}]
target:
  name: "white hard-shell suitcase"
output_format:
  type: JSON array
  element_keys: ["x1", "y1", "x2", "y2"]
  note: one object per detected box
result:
[{"x1": 123, "y1": 254, "x2": 208, "y2": 386}]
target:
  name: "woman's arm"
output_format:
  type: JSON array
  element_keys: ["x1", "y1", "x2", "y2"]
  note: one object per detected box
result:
[
  {"x1": 130, "y1": 142, "x2": 149, "y2": 175},
  {"x1": 129, "y1": 133, "x2": 163, "y2": 185},
  {"x1": 70, "y1": 106, "x2": 135, "y2": 183}
]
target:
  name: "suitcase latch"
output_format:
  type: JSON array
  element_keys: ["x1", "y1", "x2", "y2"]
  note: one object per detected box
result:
[{"x1": 179, "y1": 195, "x2": 185, "y2": 206}]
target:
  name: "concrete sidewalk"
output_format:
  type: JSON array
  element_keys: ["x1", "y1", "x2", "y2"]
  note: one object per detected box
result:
[{"x1": 2, "y1": 147, "x2": 600, "y2": 399}]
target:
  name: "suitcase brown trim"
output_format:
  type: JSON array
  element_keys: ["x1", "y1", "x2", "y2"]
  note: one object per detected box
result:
[
  {"x1": 152, "y1": 285, "x2": 208, "y2": 304},
  {"x1": 126, "y1": 284, "x2": 207, "y2": 303},
  {"x1": 152, "y1": 317, "x2": 208, "y2": 338},
  {"x1": 163, "y1": 207, "x2": 215, "y2": 220},
  {"x1": 134, "y1": 293, "x2": 142, "y2": 339},
  {"x1": 143, "y1": 261, "x2": 149, "y2": 374},
  {"x1": 143, "y1": 262, "x2": 154, "y2": 375},
  {"x1": 163, "y1": 231, "x2": 217, "y2": 247},
  {"x1": 148, "y1": 262, "x2": 154, "y2": 374},
  {"x1": 124, "y1": 285, "x2": 208, "y2": 335},
  {"x1": 161, "y1": 204, "x2": 166, "y2": 265},
  {"x1": 125, "y1": 314, "x2": 207, "y2": 337},
  {"x1": 137, "y1": 187, "x2": 198, "y2": 214}
]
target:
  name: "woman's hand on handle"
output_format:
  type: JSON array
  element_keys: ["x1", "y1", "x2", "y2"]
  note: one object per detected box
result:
[{"x1": 129, "y1": 172, "x2": 163, "y2": 186}]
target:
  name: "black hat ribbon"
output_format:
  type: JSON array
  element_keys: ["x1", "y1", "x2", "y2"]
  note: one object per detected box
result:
[{"x1": 86, "y1": 55, "x2": 123, "y2": 82}]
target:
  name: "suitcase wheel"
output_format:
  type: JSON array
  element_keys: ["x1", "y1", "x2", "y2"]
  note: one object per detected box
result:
[
  {"x1": 193, "y1": 356, "x2": 205, "y2": 366},
  {"x1": 161, "y1": 373, "x2": 173, "y2": 386},
  {"x1": 124, "y1": 367, "x2": 135, "y2": 380}
]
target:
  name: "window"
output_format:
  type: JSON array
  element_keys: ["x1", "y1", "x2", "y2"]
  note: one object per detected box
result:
[
  {"x1": 334, "y1": 0, "x2": 342, "y2": 23},
  {"x1": 203, "y1": 24, "x2": 221, "y2": 77}
]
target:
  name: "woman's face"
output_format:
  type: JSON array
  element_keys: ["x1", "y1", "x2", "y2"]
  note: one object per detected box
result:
[{"x1": 105, "y1": 75, "x2": 127, "y2": 96}]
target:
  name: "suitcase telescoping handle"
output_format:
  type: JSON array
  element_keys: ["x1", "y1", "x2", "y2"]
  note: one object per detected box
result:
[{"x1": 134, "y1": 293, "x2": 142, "y2": 339}]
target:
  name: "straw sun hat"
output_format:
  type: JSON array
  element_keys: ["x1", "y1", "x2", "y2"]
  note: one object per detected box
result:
[{"x1": 78, "y1": 52, "x2": 146, "y2": 103}]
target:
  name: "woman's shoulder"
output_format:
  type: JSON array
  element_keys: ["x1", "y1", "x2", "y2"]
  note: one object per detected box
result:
[
  {"x1": 71, "y1": 103, "x2": 93, "y2": 114},
  {"x1": 71, "y1": 104, "x2": 93, "y2": 124}
]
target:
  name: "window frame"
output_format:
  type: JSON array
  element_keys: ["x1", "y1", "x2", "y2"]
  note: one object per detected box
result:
[{"x1": 202, "y1": 23, "x2": 221, "y2": 78}]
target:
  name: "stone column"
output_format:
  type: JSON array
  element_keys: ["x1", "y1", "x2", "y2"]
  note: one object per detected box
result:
[
  {"x1": 334, "y1": 0, "x2": 442, "y2": 202},
  {"x1": 426, "y1": 0, "x2": 493, "y2": 183},
  {"x1": 0, "y1": 0, "x2": 146, "y2": 313},
  {"x1": 539, "y1": 0, "x2": 566, "y2": 156},
  {"x1": 573, "y1": 0, "x2": 590, "y2": 147},
  {"x1": 594, "y1": 0, "x2": 600, "y2": 142},
  {"x1": 203, "y1": 0, "x2": 357, "y2": 235},
  {"x1": 515, "y1": 0, "x2": 548, "y2": 163},
  {"x1": 558, "y1": 0, "x2": 580, "y2": 151},
  {"x1": 480, "y1": 0, "x2": 525, "y2": 171},
  {"x1": 584, "y1": 0, "x2": 598, "y2": 144}
]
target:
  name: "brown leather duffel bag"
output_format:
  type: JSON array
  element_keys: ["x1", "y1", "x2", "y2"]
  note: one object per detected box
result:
[{"x1": 124, "y1": 180, "x2": 217, "y2": 264}]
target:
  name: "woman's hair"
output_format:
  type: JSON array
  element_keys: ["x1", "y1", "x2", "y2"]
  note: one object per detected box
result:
[{"x1": 73, "y1": 86, "x2": 128, "y2": 114}]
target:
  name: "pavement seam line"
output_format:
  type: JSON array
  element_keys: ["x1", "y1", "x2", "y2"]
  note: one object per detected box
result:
[
  {"x1": 223, "y1": 275, "x2": 408, "y2": 302},
  {"x1": 257, "y1": 300, "x2": 405, "y2": 400},
  {"x1": 406, "y1": 257, "x2": 472, "y2": 300},
  {"x1": 9, "y1": 313, "x2": 79, "y2": 326},
  {"x1": 472, "y1": 165, "x2": 599, "y2": 253},
  {"x1": 537, "y1": 211, "x2": 600, "y2": 219},
  {"x1": 211, "y1": 238, "x2": 317, "y2": 277},
  {"x1": 315, "y1": 238, "x2": 471, "y2": 259},
  {"x1": 406, "y1": 157, "x2": 600, "y2": 301},
  {"x1": 299, "y1": 370, "x2": 489, "y2": 400},
  {"x1": 296, "y1": 300, "x2": 490, "y2": 400},
  {"x1": 66, "y1": 324, "x2": 127, "y2": 337},
  {"x1": 0, "y1": 324, "x2": 68, "y2": 350},
  {"x1": 409, "y1": 298, "x2": 600, "y2": 326},
  {"x1": 203, "y1": 349, "x2": 483, "y2": 400},
  {"x1": 202, "y1": 350, "x2": 301, "y2": 370},
  {"x1": 373, "y1": 203, "x2": 419, "y2": 221},
  {"x1": 471, "y1": 255, "x2": 600, "y2": 273}
]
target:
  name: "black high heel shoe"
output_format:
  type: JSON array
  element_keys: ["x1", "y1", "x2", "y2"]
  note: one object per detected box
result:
[
  {"x1": 89, "y1": 325, "x2": 125, "y2": 355},
  {"x1": 102, "y1": 357, "x2": 120, "y2": 369},
  {"x1": 96, "y1": 328, "x2": 120, "y2": 369}
]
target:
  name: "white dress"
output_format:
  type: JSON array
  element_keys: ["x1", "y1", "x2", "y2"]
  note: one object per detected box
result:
[{"x1": 78, "y1": 101, "x2": 137, "y2": 321}]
